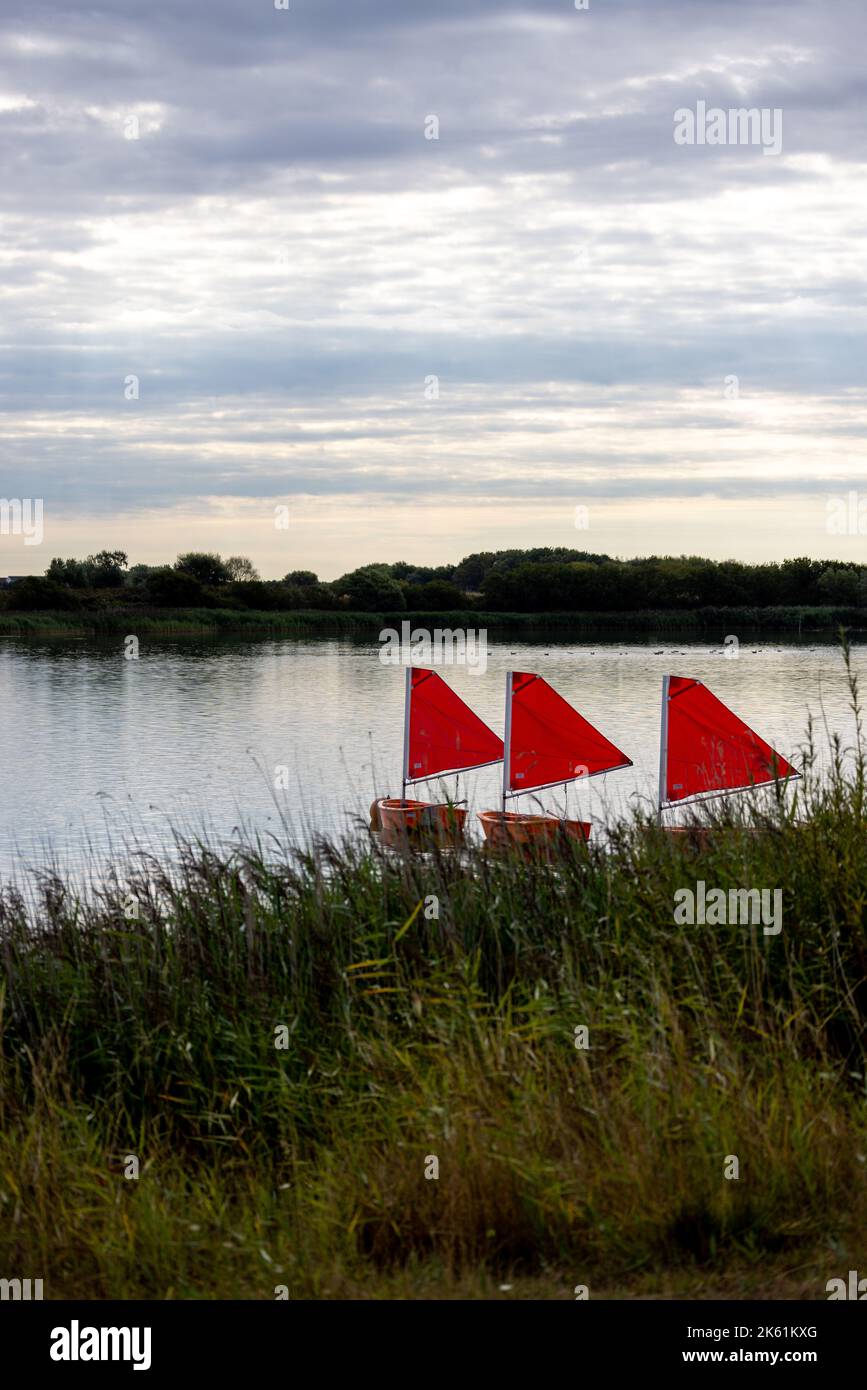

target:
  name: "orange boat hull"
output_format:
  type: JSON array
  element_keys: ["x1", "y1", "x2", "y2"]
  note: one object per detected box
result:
[
  {"x1": 661, "y1": 824, "x2": 713, "y2": 851},
  {"x1": 661, "y1": 824, "x2": 766, "y2": 852},
  {"x1": 477, "y1": 810, "x2": 591, "y2": 850},
  {"x1": 374, "y1": 798, "x2": 467, "y2": 849}
]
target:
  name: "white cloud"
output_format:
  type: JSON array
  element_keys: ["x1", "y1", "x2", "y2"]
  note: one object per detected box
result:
[{"x1": 1, "y1": 0, "x2": 866, "y2": 573}]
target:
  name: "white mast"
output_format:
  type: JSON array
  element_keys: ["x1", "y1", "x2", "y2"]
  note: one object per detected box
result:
[
  {"x1": 401, "y1": 665, "x2": 412, "y2": 804},
  {"x1": 502, "y1": 669, "x2": 513, "y2": 817},
  {"x1": 657, "y1": 673, "x2": 670, "y2": 825}
]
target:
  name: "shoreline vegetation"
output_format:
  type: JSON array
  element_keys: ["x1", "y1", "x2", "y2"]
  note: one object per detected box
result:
[
  {"x1": 1, "y1": 653, "x2": 866, "y2": 1299},
  {"x1": 0, "y1": 604, "x2": 864, "y2": 639},
  {"x1": 2, "y1": 545, "x2": 867, "y2": 640}
]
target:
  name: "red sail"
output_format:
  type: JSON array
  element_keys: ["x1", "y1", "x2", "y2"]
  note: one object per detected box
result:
[
  {"x1": 508, "y1": 671, "x2": 632, "y2": 793},
  {"x1": 664, "y1": 675, "x2": 798, "y2": 804},
  {"x1": 407, "y1": 668, "x2": 503, "y2": 782}
]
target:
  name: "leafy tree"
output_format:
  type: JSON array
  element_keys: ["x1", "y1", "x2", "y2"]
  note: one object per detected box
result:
[
  {"x1": 778, "y1": 557, "x2": 825, "y2": 605},
  {"x1": 225, "y1": 555, "x2": 260, "y2": 582},
  {"x1": 283, "y1": 570, "x2": 319, "y2": 588},
  {"x1": 817, "y1": 565, "x2": 861, "y2": 606},
  {"x1": 46, "y1": 557, "x2": 91, "y2": 588},
  {"x1": 175, "y1": 552, "x2": 231, "y2": 585},
  {"x1": 87, "y1": 550, "x2": 128, "y2": 588},
  {"x1": 7, "y1": 576, "x2": 81, "y2": 611},
  {"x1": 48, "y1": 551, "x2": 128, "y2": 588},
  {"x1": 89, "y1": 549, "x2": 127, "y2": 569},
  {"x1": 144, "y1": 567, "x2": 210, "y2": 606},
  {"x1": 404, "y1": 579, "x2": 471, "y2": 610},
  {"x1": 289, "y1": 581, "x2": 336, "y2": 610},
  {"x1": 391, "y1": 561, "x2": 454, "y2": 586},
  {"x1": 451, "y1": 552, "x2": 497, "y2": 591},
  {"x1": 333, "y1": 565, "x2": 406, "y2": 612},
  {"x1": 125, "y1": 564, "x2": 160, "y2": 587},
  {"x1": 226, "y1": 580, "x2": 281, "y2": 610}
]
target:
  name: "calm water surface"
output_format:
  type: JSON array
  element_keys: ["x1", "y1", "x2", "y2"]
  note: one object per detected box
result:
[{"x1": 2, "y1": 633, "x2": 864, "y2": 880}]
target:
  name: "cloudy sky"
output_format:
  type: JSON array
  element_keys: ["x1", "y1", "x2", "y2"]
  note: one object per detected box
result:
[{"x1": 1, "y1": 0, "x2": 865, "y2": 578}]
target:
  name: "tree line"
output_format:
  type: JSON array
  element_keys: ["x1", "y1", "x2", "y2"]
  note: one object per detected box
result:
[{"x1": 4, "y1": 547, "x2": 866, "y2": 613}]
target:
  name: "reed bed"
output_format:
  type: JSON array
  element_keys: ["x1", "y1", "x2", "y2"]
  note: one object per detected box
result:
[
  {"x1": 0, "y1": 602, "x2": 862, "y2": 639},
  {"x1": 1, "y1": 656, "x2": 866, "y2": 1299}
]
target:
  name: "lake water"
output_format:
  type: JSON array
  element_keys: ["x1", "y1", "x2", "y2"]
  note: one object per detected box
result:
[{"x1": 2, "y1": 633, "x2": 864, "y2": 880}]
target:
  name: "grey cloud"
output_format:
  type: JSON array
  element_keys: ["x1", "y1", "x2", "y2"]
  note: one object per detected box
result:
[{"x1": 1, "y1": 0, "x2": 866, "y2": 525}]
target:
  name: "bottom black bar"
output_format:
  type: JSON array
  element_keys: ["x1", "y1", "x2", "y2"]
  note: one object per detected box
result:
[{"x1": 2, "y1": 1297, "x2": 862, "y2": 1375}]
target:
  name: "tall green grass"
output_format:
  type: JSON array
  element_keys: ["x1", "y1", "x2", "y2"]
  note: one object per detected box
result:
[
  {"x1": 1, "y1": 653, "x2": 866, "y2": 1298},
  {"x1": 0, "y1": 603, "x2": 863, "y2": 639}
]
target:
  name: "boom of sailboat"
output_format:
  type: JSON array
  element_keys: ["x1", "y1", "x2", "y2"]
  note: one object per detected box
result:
[{"x1": 371, "y1": 666, "x2": 800, "y2": 850}]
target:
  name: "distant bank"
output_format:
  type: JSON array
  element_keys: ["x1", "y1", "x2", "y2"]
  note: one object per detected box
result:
[{"x1": 0, "y1": 604, "x2": 863, "y2": 639}]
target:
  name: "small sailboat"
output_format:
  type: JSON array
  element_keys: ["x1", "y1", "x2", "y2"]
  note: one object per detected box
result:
[
  {"x1": 373, "y1": 667, "x2": 503, "y2": 848},
  {"x1": 657, "y1": 675, "x2": 800, "y2": 839},
  {"x1": 479, "y1": 671, "x2": 633, "y2": 850}
]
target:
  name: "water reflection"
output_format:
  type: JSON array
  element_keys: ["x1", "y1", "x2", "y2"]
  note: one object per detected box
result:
[{"x1": 1, "y1": 632, "x2": 863, "y2": 880}]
